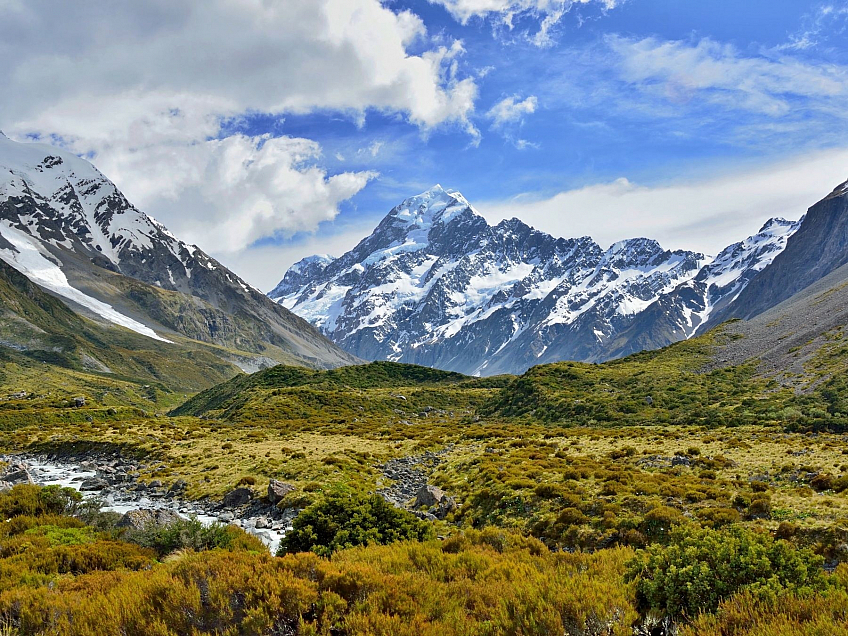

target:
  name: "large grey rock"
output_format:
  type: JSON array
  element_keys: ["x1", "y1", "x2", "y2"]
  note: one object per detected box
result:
[
  {"x1": 169, "y1": 479, "x2": 188, "y2": 493},
  {"x1": 267, "y1": 479, "x2": 295, "y2": 504},
  {"x1": 116, "y1": 508, "x2": 181, "y2": 531},
  {"x1": 414, "y1": 485, "x2": 447, "y2": 508},
  {"x1": 222, "y1": 487, "x2": 253, "y2": 507},
  {"x1": 79, "y1": 477, "x2": 109, "y2": 491},
  {"x1": 1, "y1": 465, "x2": 32, "y2": 485}
]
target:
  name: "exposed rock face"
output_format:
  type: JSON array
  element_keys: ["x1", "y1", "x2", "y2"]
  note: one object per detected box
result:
[
  {"x1": 267, "y1": 479, "x2": 295, "y2": 505},
  {"x1": 0, "y1": 133, "x2": 358, "y2": 370},
  {"x1": 708, "y1": 180, "x2": 848, "y2": 326},
  {"x1": 273, "y1": 185, "x2": 800, "y2": 374}
]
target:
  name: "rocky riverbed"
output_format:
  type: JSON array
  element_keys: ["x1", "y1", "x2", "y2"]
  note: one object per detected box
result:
[
  {"x1": 0, "y1": 451, "x2": 297, "y2": 554},
  {"x1": 1, "y1": 445, "x2": 461, "y2": 552},
  {"x1": 377, "y1": 446, "x2": 457, "y2": 520}
]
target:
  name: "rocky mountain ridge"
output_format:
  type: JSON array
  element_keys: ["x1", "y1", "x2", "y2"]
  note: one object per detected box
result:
[{"x1": 272, "y1": 184, "x2": 800, "y2": 375}]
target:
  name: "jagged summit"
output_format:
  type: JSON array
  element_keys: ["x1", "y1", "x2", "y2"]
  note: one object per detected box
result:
[
  {"x1": 827, "y1": 178, "x2": 848, "y2": 200},
  {"x1": 270, "y1": 185, "x2": 800, "y2": 375},
  {"x1": 388, "y1": 184, "x2": 476, "y2": 226}
]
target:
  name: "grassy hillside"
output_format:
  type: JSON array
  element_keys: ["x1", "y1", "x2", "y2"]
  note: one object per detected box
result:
[
  {"x1": 171, "y1": 360, "x2": 505, "y2": 419},
  {"x1": 0, "y1": 258, "x2": 272, "y2": 395}
]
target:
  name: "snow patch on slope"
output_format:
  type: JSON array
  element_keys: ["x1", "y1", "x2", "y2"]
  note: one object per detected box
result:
[{"x1": 0, "y1": 222, "x2": 171, "y2": 342}]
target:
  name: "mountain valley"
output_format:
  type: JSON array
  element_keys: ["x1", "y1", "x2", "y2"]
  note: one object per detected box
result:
[{"x1": 0, "y1": 136, "x2": 847, "y2": 635}]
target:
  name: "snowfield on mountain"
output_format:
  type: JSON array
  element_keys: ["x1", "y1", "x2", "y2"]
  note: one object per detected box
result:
[{"x1": 272, "y1": 185, "x2": 800, "y2": 375}]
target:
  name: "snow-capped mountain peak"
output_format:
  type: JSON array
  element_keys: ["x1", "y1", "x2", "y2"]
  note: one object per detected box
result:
[
  {"x1": 389, "y1": 184, "x2": 476, "y2": 229},
  {"x1": 269, "y1": 186, "x2": 798, "y2": 375},
  {"x1": 0, "y1": 133, "x2": 196, "y2": 272}
]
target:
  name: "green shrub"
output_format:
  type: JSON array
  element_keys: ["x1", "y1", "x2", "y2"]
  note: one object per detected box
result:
[
  {"x1": 126, "y1": 517, "x2": 265, "y2": 557},
  {"x1": 0, "y1": 484, "x2": 85, "y2": 518},
  {"x1": 639, "y1": 506, "x2": 685, "y2": 543},
  {"x1": 696, "y1": 507, "x2": 741, "y2": 527},
  {"x1": 626, "y1": 525, "x2": 826, "y2": 618},
  {"x1": 747, "y1": 493, "x2": 772, "y2": 519},
  {"x1": 277, "y1": 492, "x2": 433, "y2": 557}
]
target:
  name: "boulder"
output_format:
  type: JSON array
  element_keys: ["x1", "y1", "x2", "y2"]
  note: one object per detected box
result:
[
  {"x1": 169, "y1": 479, "x2": 188, "y2": 493},
  {"x1": 267, "y1": 479, "x2": 295, "y2": 504},
  {"x1": 414, "y1": 485, "x2": 446, "y2": 508},
  {"x1": 79, "y1": 477, "x2": 109, "y2": 491},
  {"x1": 116, "y1": 508, "x2": 181, "y2": 531},
  {"x1": 2, "y1": 466, "x2": 32, "y2": 485},
  {"x1": 433, "y1": 497, "x2": 457, "y2": 520},
  {"x1": 413, "y1": 484, "x2": 456, "y2": 519},
  {"x1": 217, "y1": 511, "x2": 235, "y2": 523},
  {"x1": 222, "y1": 487, "x2": 253, "y2": 507}
]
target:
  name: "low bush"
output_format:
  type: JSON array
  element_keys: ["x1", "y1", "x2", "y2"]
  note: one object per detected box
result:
[
  {"x1": 126, "y1": 517, "x2": 266, "y2": 557},
  {"x1": 683, "y1": 567, "x2": 848, "y2": 636},
  {"x1": 278, "y1": 492, "x2": 434, "y2": 557},
  {"x1": 0, "y1": 484, "x2": 86, "y2": 518},
  {"x1": 626, "y1": 525, "x2": 826, "y2": 619}
]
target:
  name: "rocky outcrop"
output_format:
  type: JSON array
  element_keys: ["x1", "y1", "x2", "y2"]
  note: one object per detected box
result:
[
  {"x1": 0, "y1": 463, "x2": 33, "y2": 485},
  {"x1": 116, "y1": 508, "x2": 182, "y2": 531},
  {"x1": 222, "y1": 487, "x2": 254, "y2": 507},
  {"x1": 378, "y1": 448, "x2": 457, "y2": 519},
  {"x1": 267, "y1": 480, "x2": 295, "y2": 505},
  {"x1": 79, "y1": 477, "x2": 109, "y2": 491}
]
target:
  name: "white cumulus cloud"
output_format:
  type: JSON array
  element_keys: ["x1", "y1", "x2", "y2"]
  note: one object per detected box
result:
[
  {"x1": 100, "y1": 134, "x2": 377, "y2": 255},
  {"x1": 487, "y1": 95, "x2": 539, "y2": 127},
  {"x1": 0, "y1": 0, "x2": 480, "y2": 269}
]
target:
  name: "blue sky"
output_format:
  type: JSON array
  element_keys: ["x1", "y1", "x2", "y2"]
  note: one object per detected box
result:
[
  {"x1": 238, "y1": 0, "x2": 848, "y2": 284},
  {"x1": 3, "y1": 0, "x2": 848, "y2": 289}
]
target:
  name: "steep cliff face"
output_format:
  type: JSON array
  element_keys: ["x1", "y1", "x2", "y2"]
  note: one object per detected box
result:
[{"x1": 708, "y1": 180, "x2": 848, "y2": 326}]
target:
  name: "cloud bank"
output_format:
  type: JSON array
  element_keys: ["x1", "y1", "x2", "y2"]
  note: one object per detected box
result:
[
  {"x1": 477, "y1": 148, "x2": 848, "y2": 255},
  {"x1": 0, "y1": 0, "x2": 479, "y2": 256}
]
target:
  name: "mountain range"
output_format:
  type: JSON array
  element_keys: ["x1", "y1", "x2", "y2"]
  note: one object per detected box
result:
[
  {"x1": 2, "y1": 131, "x2": 846, "y2": 383},
  {"x1": 271, "y1": 184, "x2": 806, "y2": 375}
]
